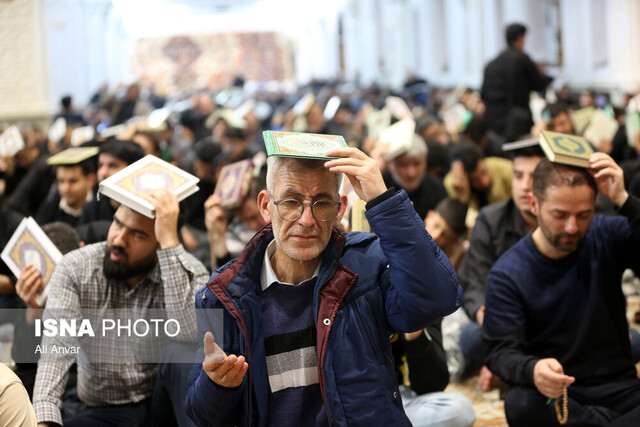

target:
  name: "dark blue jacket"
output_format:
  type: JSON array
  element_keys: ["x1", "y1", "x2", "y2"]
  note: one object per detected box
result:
[{"x1": 185, "y1": 190, "x2": 462, "y2": 426}]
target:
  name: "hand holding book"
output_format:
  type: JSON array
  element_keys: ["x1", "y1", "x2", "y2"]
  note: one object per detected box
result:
[
  {"x1": 148, "y1": 190, "x2": 180, "y2": 249},
  {"x1": 16, "y1": 264, "x2": 44, "y2": 309},
  {"x1": 324, "y1": 147, "x2": 387, "y2": 203},
  {"x1": 588, "y1": 153, "x2": 628, "y2": 207}
]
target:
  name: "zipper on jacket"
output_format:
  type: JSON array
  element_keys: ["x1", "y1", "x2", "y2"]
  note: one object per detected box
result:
[{"x1": 315, "y1": 266, "x2": 338, "y2": 425}]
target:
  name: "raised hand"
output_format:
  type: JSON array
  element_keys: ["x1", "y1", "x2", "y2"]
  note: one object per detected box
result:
[
  {"x1": 533, "y1": 358, "x2": 575, "y2": 399},
  {"x1": 324, "y1": 147, "x2": 387, "y2": 202},
  {"x1": 204, "y1": 194, "x2": 229, "y2": 238},
  {"x1": 148, "y1": 190, "x2": 180, "y2": 249},
  {"x1": 588, "y1": 153, "x2": 628, "y2": 207},
  {"x1": 202, "y1": 331, "x2": 248, "y2": 388},
  {"x1": 450, "y1": 161, "x2": 471, "y2": 204},
  {"x1": 16, "y1": 264, "x2": 44, "y2": 309}
]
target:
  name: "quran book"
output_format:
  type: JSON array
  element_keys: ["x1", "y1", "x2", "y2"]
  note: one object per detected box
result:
[
  {"x1": 293, "y1": 93, "x2": 315, "y2": 116},
  {"x1": 48, "y1": 117, "x2": 67, "y2": 143},
  {"x1": 501, "y1": 137, "x2": 539, "y2": 152},
  {"x1": 70, "y1": 126, "x2": 95, "y2": 147},
  {"x1": 213, "y1": 159, "x2": 254, "y2": 209},
  {"x1": 349, "y1": 199, "x2": 371, "y2": 233},
  {"x1": 235, "y1": 99, "x2": 255, "y2": 120},
  {"x1": 538, "y1": 130, "x2": 594, "y2": 168},
  {"x1": 99, "y1": 155, "x2": 200, "y2": 218},
  {"x1": 379, "y1": 118, "x2": 416, "y2": 161},
  {"x1": 207, "y1": 108, "x2": 247, "y2": 130},
  {"x1": 146, "y1": 108, "x2": 171, "y2": 129},
  {"x1": 99, "y1": 124, "x2": 128, "y2": 139},
  {"x1": 441, "y1": 103, "x2": 469, "y2": 133},
  {"x1": 626, "y1": 112, "x2": 640, "y2": 147},
  {"x1": 1, "y1": 217, "x2": 63, "y2": 306},
  {"x1": 385, "y1": 96, "x2": 413, "y2": 120},
  {"x1": 365, "y1": 109, "x2": 392, "y2": 139},
  {"x1": 572, "y1": 107, "x2": 595, "y2": 134},
  {"x1": 0, "y1": 125, "x2": 25, "y2": 157},
  {"x1": 46, "y1": 147, "x2": 99, "y2": 165},
  {"x1": 324, "y1": 96, "x2": 341, "y2": 120},
  {"x1": 583, "y1": 110, "x2": 619, "y2": 150},
  {"x1": 263, "y1": 131, "x2": 347, "y2": 160}
]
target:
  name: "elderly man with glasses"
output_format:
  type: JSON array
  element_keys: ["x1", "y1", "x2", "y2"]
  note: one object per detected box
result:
[{"x1": 185, "y1": 147, "x2": 463, "y2": 426}]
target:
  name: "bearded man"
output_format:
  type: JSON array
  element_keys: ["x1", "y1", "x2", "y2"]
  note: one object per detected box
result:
[
  {"x1": 33, "y1": 190, "x2": 208, "y2": 427},
  {"x1": 484, "y1": 154, "x2": 640, "y2": 426}
]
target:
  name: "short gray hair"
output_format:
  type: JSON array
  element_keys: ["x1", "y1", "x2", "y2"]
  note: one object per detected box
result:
[
  {"x1": 404, "y1": 134, "x2": 428, "y2": 159},
  {"x1": 266, "y1": 156, "x2": 343, "y2": 196}
]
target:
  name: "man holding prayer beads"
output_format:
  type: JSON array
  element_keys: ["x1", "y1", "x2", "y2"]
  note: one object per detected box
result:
[{"x1": 483, "y1": 153, "x2": 640, "y2": 426}]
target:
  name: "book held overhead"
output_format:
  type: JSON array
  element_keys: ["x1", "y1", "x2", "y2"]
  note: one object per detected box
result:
[
  {"x1": 262, "y1": 130, "x2": 347, "y2": 160},
  {"x1": 538, "y1": 130, "x2": 594, "y2": 168},
  {"x1": 99, "y1": 155, "x2": 199, "y2": 218}
]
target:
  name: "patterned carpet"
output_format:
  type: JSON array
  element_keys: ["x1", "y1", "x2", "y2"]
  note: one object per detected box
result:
[{"x1": 442, "y1": 294, "x2": 640, "y2": 427}]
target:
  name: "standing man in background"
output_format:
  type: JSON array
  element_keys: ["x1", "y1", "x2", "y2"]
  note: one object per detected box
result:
[{"x1": 482, "y1": 23, "x2": 552, "y2": 141}]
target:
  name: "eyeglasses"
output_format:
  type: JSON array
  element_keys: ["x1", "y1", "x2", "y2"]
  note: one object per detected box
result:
[{"x1": 269, "y1": 193, "x2": 341, "y2": 222}]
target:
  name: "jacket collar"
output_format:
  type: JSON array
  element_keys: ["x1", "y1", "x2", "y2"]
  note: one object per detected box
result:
[{"x1": 210, "y1": 223, "x2": 347, "y2": 298}]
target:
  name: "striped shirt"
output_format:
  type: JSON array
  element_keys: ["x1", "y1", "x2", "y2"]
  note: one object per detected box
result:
[
  {"x1": 32, "y1": 242, "x2": 208, "y2": 425},
  {"x1": 260, "y1": 242, "x2": 326, "y2": 426}
]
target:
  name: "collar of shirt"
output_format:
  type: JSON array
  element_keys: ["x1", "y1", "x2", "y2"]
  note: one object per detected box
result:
[
  {"x1": 59, "y1": 190, "x2": 94, "y2": 217},
  {"x1": 260, "y1": 240, "x2": 321, "y2": 291}
]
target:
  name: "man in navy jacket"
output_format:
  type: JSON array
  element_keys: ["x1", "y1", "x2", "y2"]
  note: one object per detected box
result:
[{"x1": 185, "y1": 147, "x2": 462, "y2": 426}]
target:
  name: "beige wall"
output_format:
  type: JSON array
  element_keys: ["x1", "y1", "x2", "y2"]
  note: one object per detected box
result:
[{"x1": 0, "y1": 0, "x2": 52, "y2": 124}]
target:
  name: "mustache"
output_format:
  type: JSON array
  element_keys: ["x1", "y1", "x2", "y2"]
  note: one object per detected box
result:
[
  {"x1": 107, "y1": 245, "x2": 128, "y2": 260},
  {"x1": 287, "y1": 225, "x2": 319, "y2": 235}
]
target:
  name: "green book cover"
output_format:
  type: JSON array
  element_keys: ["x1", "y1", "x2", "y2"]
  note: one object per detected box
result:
[
  {"x1": 263, "y1": 131, "x2": 347, "y2": 160},
  {"x1": 539, "y1": 130, "x2": 594, "y2": 168}
]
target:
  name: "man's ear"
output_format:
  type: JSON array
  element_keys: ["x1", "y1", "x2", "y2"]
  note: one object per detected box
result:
[
  {"x1": 334, "y1": 194, "x2": 349, "y2": 227},
  {"x1": 257, "y1": 190, "x2": 272, "y2": 224},
  {"x1": 529, "y1": 192, "x2": 539, "y2": 216}
]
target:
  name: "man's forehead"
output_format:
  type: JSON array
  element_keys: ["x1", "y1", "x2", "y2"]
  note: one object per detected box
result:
[
  {"x1": 513, "y1": 156, "x2": 542, "y2": 171},
  {"x1": 114, "y1": 205, "x2": 154, "y2": 229},
  {"x1": 274, "y1": 169, "x2": 337, "y2": 194},
  {"x1": 544, "y1": 183, "x2": 595, "y2": 204},
  {"x1": 99, "y1": 153, "x2": 126, "y2": 164},
  {"x1": 57, "y1": 165, "x2": 84, "y2": 177},
  {"x1": 394, "y1": 154, "x2": 424, "y2": 165}
]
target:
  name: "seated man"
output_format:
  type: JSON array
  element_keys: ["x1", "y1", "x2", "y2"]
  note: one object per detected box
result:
[
  {"x1": 36, "y1": 156, "x2": 97, "y2": 228},
  {"x1": 458, "y1": 146, "x2": 543, "y2": 388},
  {"x1": 204, "y1": 175, "x2": 268, "y2": 270},
  {"x1": 383, "y1": 134, "x2": 448, "y2": 220},
  {"x1": 484, "y1": 154, "x2": 640, "y2": 426},
  {"x1": 33, "y1": 190, "x2": 208, "y2": 427},
  {"x1": 424, "y1": 198, "x2": 468, "y2": 271},
  {"x1": 444, "y1": 142, "x2": 513, "y2": 225},
  {"x1": 185, "y1": 147, "x2": 462, "y2": 425},
  {"x1": 544, "y1": 102, "x2": 576, "y2": 135}
]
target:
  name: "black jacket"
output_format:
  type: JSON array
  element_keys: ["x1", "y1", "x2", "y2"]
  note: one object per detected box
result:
[
  {"x1": 458, "y1": 198, "x2": 529, "y2": 321},
  {"x1": 481, "y1": 48, "x2": 551, "y2": 140}
]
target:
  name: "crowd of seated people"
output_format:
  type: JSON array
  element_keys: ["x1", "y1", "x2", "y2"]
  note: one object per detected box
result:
[{"x1": 1, "y1": 60, "x2": 640, "y2": 426}]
